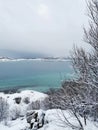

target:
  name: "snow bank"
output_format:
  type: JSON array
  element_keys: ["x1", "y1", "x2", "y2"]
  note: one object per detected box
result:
[
  {"x1": 0, "y1": 90, "x2": 47, "y2": 103},
  {"x1": 0, "y1": 90, "x2": 47, "y2": 119}
]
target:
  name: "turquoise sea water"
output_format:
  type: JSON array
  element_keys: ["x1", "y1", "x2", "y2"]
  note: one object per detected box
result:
[{"x1": 0, "y1": 60, "x2": 74, "y2": 92}]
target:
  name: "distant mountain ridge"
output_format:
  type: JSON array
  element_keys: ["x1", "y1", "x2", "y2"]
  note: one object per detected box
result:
[
  {"x1": 0, "y1": 49, "x2": 46, "y2": 59},
  {"x1": 0, "y1": 49, "x2": 70, "y2": 60}
]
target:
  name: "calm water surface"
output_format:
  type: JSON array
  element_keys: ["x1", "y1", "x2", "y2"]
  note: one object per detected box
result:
[{"x1": 0, "y1": 60, "x2": 74, "y2": 92}]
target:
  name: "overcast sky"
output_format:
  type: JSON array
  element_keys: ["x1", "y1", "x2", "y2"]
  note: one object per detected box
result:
[{"x1": 0, "y1": 0, "x2": 89, "y2": 57}]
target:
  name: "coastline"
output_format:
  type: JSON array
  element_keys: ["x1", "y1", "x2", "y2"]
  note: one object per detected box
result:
[{"x1": 0, "y1": 58, "x2": 71, "y2": 62}]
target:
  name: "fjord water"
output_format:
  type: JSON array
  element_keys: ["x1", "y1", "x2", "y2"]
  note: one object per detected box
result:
[{"x1": 0, "y1": 60, "x2": 73, "y2": 92}]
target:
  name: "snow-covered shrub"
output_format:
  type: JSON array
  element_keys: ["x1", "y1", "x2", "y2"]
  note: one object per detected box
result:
[
  {"x1": 43, "y1": 82, "x2": 87, "y2": 129},
  {"x1": 89, "y1": 105, "x2": 98, "y2": 121},
  {"x1": 27, "y1": 100, "x2": 41, "y2": 110},
  {"x1": 41, "y1": 97, "x2": 51, "y2": 110},
  {"x1": 0, "y1": 97, "x2": 9, "y2": 122},
  {"x1": 10, "y1": 105, "x2": 21, "y2": 120},
  {"x1": 45, "y1": 88, "x2": 65, "y2": 109},
  {"x1": 23, "y1": 97, "x2": 30, "y2": 104}
]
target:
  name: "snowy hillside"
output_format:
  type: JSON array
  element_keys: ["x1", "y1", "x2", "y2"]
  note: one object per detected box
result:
[{"x1": 0, "y1": 90, "x2": 97, "y2": 130}]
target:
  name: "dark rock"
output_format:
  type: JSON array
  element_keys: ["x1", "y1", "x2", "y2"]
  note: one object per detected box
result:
[
  {"x1": 14, "y1": 97, "x2": 21, "y2": 104},
  {"x1": 26, "y1": 110, "x2": 45, "y2": 129}
]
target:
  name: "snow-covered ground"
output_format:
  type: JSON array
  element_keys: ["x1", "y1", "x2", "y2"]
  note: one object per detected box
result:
[
  {"x1": 0, "y1": 109, "x2": 97, "y2": 130},
  {"x1": 0, "y1": 90, "x2": 97, "y2": 130}
]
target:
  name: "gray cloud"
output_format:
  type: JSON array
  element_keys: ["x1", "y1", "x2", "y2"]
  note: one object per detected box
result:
[{"x1": 0, "y1": 0, "x2": 89, "y2": 57}]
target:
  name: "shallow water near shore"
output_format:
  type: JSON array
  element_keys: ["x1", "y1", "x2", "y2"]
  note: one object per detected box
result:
[{"x1": 0, "y1": 59, "x2": 74, "y2": 92}]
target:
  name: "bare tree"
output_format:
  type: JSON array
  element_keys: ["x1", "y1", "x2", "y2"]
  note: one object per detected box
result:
[
  {"x1": 71, "y1": 0, "x2": 98, "y2": 121},
  {"x1": 43, "y1": 81, "x2": 86, "y2": 130},
  {"x1": 72, "y1": 0, "x2": 98, "y2": 89},
  {"x1": 44, "y1": 1, "x2": 98, "y2": 129}
]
